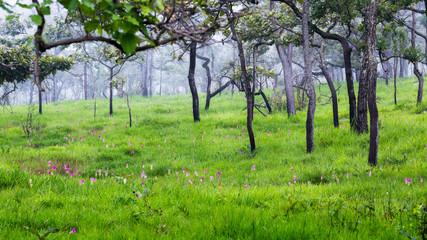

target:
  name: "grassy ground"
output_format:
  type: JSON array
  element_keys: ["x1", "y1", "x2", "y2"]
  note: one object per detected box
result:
[{"x1": 0, "y1": 77, "x2": 426, "y2": 239}]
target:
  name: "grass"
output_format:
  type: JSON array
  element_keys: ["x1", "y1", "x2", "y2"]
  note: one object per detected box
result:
[{"x1": 0, "y1": 77, "x2": 426, "y2": 239}]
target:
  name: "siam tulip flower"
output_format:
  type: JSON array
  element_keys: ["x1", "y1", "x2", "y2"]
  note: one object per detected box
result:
[
  {"x1": 168, "y1": 169, "x2": 171, "y2": 174},
  {"x1": 321, "y1": 175, "x2": 323, "y2": 180},
  {"x1": 48, "y1": 171, "x2": 52, "y2": 175},
  {"x1": 126, "y1": 163, "x2": 128, "y2": 168},
  {"x1": 188, "y1": 180, "x2": 192, "y2": 184},
  {"x1": 369, "y1": 171, "x2": 372, "y2": 177},
  {"x1": 38, "y1": 169, "x2": 41, "y2": 174},
  {"x1": 332, "y1": 174, "x2": 335, "y2": 178},
  {"x1": 337, "y1": 178, "x2": 339, "y2": 183},
  {"x1": 186, "y1": 173, "x2": 189, "y2": 177},
  {"x1": 267, "y1": 131, "x2": 270, "y2": 134},
  {"x1": 296, "y1": 122, "x2": 298, "y2": 125},
  {"x1": 291, "y1": 167, "x2": 293, "y2": 171},
  {"x1": 70, "y1": 173, "x2": 74, "y2": 178},
  {"x1": 204, "y1": 170, "x2": 207, "y2": 174},
  {"x1": 218, "y1": 171, "x2": 221, "y2": 176},
  {"x1": 52, "y1": 165, "x2": 56, "y2": 170},
  {"x1": 79, "y1": 179, "x2": 84, "y2": 185},
  {"x1": 105, "y1": 171, "x2": 108, "y2": 176},
  {"x1": 421, "y1": 178, "x2": 424, "y2": 182},
  {"x1": 151, "y1": 165, "x2": 153, "y2": 170},
  {"x1": 242, "y1": 130, "x2": 245, "y2": 133},
  {"x1": 69, "y1": 228, "x2": 76, "y2": 234},
  {"x1": 48, "y1": 161, "x2": 51, "y2": 166},
  {"x1": 251, "y1": 165, "x2": 256, "y2": 171},
  {"x1": 195, "y1": 171, "x2": 198, "y2": 176},
  {"x1": 201, "y1": 177, "x2": 204, "y2": 181},
  {"x1": 182, "y1": 168, "x2": 185, "y2": 172},
  {"x1": 210, "y1": 176, "x2": 213, "y2": 181},
  {"x1": 245, "y1": 185, "x2": 249, "y2": 189},
  {"x1": 346, "y1": 173, "x2": 349, "y2": 178}
]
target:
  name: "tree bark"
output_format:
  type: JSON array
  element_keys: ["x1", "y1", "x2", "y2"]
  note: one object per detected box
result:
[
  {"x1": 319, "y1": 42, "x2": 339, "y2": 127},
  {"x1": 29, "y1": 82, "x2": 34, "y2": 104},
  {"x1": 109, "y1": 67, "x2": 113, "y2": 115},
  {"x1": 393, "y1": 57, "x2": 398, "y2": 105},
  {"x1": 365, "y1": 0, "x2": 379, "y2": 166},
  {"x1": 141, "y1": 56, "x2": 148, "y2": 96},
  {"x1": 276, "y1": 44, "x2": 296, "y2": 116},
  {"x1": 188, "y1": 41, "x2": 200, "y2": 122},
  {"x1": 196, "y1": 54, "x2": 213, "y2": 110},
  {"x1": 84, "y1": 62, "x2": 88, "y2": 100},
  {"x1": 302, "y1": 0, "x2": 316, "y2": 153},
  {"x1": 38, "y1": 88, "x2": 42, "y2": 114},
  {"x1": 411, "y1": 11, "x2": 424, "y2": 104},
  {"x1": 229, "y1": 10, "x2": 256, "y2": 152},
  {"x1": 356, "y1": 51, "x2": 369, "y2": 134}
]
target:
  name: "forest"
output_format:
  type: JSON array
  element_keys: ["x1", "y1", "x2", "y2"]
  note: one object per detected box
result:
[{"x1": 0, "y1": 0, "x2": 426, "y2": 239}]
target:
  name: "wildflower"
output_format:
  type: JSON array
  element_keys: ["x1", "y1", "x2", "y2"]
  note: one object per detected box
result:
[
  {"x1": 188, "y1": 180, "x2": 192, "y2": 184},
  {"x1": 195, "y1": 171, "x2": 198, "y2": 176},
  {"x1": 210, "y1": 176, "x2": 213, "y2": 181},
  {"x1": 291, "y1": 167, "x2": 293, "y2": 171},
  {"x1": 204, "y1": 170, "x2": 207, "y2": 174},
  {"x1": 337, "y1": 178, "x2": 340, "y2": 183},
  {"x1": 321, "y1": 175, "x2": 323, "y2": 180},
  {"x1": 131, "y1": 150, "x2": 134, "y2": 154},
  {"x1": 48, "y1": 161, "x2": 51, "y2": 166},
  {"x1": 38, "y1": 169, "x2": 41, "y2": 174},
  {"x1": 346, "y1": 173, "x2": 349, "y2": 178},
  {"x1": 421, "y1": 178, "x2": 424, "y2": 183},
  {"x1": 70, "y1": 173, "x2": 74, "y2": 178},
  {"x1": 78, "y1": 171, "x2": 81, "y2": 175},
  {"x1": 369, "y1": 171, "x2": 372, "y2": 177},
  {"x1": 69, "y1": 228, "x2": 76, "y2": 234},
  {"x1": 201, "y1": 177, "x2": 204, "y2": 181},
  {"x1": 182, "y1": 168, "x2": 185, "y2": 172},
  {"x1": 151, "y1": 165, "x2": 153, "y2": 170},
  {"x1": 124, "y1": 178, "x2": 127, "y2": 184},
  {"x1": 245, "y1": 185, "x2": 249, "y2": 189},
  {"x1": 52, "y1": 165, "x2": 56, "y2": 170},
  {"x1": 251, "y1": 165, "x2": 256, "y2": 171},
  {"x1": 296, "y1": 122, "x2": 298, "y2": 125},
  {"x1": 218, "y1": 171, "x2": 221, "y2": 176},
  {"x1": 105, "y1": 171, "x2": 108, "y2": 176},
  {"x1": 267, "y1": 131, "x2": 270, "y2": 134},
  {"x1": 186, "y1": 173, "x2": 189, "y2": 177},
  {"x1": 332, "y1": 174, "x2": 335, "y2": 178},
  {"x1": 79, "y1": 179, "x2": 84, "y2": 185},
  {"x1": 168, "y1": 169, "x2": 171, "y2": 174},
  {"x1": 242, "y1": 130, "x2": 245, "y2": 133}
]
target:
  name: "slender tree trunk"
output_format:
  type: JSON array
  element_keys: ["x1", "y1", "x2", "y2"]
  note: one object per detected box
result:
[
  {"x1": 141, "y1": 60, "x2": 148, "y2": 96},
  {"x1": 159, "y1": 69, "x2": 162, "y2": 96},
  {"x1": 196, "y1": 54, "x2": 213, "y2": 110},
  {"x1": 38, "y1": 88, "x2": 42, "y2": 114},
  {"x1": 188, "y1": 41, "x2": 200, "y2": 122},
  {"x1": 29, "y1": 82, "x2": 34, "y2": 104},
  {"x1": 411, "y1": 11, "x2": 424, "y2": 104},
  {"x1": 394, "y1": 57, "x2": 398, "y2": 105},
  {"x1": 319, "y1": 42, "x2": 339, "y2": 127},
  {"x1": 365, "y1": 0, "x2": 379, "y2": 166},
  {"x1": 229, "y1": 12, "x2": 256, "y2": 152},
  {"x1": 109, "y1": 67, "x2": 113, "y2": 115},
  {"x1": 148, "y1": 50, "x2": 153, "y2": 97},
  {"x1": 52, "y1": 78, "x2": 57, "y2": 102},
  {"x1": 342, "y1": 44, "x2": 357, "y2": 129},
  {"x1": 302, "y1": 0, "x2": 315, "y2": 153},
  {"x1": 276, "y1": 44, "x2": 296, "y2": 116},
  {"x1": 356, "y1": 53, "x2": 369, "y2": 134},
  {"x1": 84, "y1": 62, "x2": 88, "y2": 100}
]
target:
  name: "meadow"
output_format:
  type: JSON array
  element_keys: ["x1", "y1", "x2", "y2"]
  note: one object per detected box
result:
[{"x1": 0, "y1": 77, "x2": 426, "y2": 239}]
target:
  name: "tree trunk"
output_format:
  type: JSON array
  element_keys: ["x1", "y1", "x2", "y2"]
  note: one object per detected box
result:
[
  {"x1": 109, "y1": 67, "x2": 113, "y2": 115},
  {"x1": 276, "y1": 44, "x2": 296, "y2": 116},
  {"x1": 394, "y1": 57, "x2": 398, "y2": 105},
  {"x1": 38, "y1": 88, "x2": 42, "y2": 114},
  {"x1": 411, "y1": 11, "x2": 424, "y2": 104},
  {"x1": 319, "y1": 42, "x2": 339, "y2": 127},
  {"x1": 229, "y1": 13, "x2": 256, "y2": 152},
  {"x1": 365, "y1": 0, "x2": 379, "y2": 166},
  {"x1": 302, "y1": 0, "x2": 315, "y2": 153},
  {"x1": 188, "y1": 41, "x2": 200, "y2": 122},
  {"x1": 356, "y1": 52, "x2": 369, "y2": 134},
  {"x1": 84, "y1": 62, "x2": 88, "y2": 100},
  {"x1": 342, "y1": 43, "x2": 357, "y2": 129},
  {"x1": 196, "y1": 54, "x2": 213, "y2": 110},
  {"x1": 141, "y1": 59, "x2": 148, "y2": 96},
  {"x1": 148, "y1": 50, "x2": 153, "y2": 97},
  {"x1": 159, "y1": 69, "x2": 163, "y2": 96}
]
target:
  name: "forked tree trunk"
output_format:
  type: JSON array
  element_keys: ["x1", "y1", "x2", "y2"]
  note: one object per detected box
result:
[
  {"x1": 302, "y1": 0, "x2": 316, "y2": 153},
  {"x1": 188, "y1": 41, "x2": 200, "y2": 122}
]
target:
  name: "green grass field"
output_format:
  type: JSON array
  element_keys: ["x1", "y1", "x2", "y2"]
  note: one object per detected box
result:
[{"x1": 0, "y1": 77, "x2": 426, "y2": 239}]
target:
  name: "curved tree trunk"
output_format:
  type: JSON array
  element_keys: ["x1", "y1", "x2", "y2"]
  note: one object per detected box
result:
[
  {"x1": 302, "y1": 0, "x2": 315, "y2": 153},
  {"x1": 196, "y1": 54, "x2": 213, "y2": 110},
  {"x1": 319, "y1": 42, "x2": 339, "y2": 128},
  {"x1": 412, "y1": 11, "x2": 424, "y2": 104},
  {"x1": 276, "y1": 44, "x2": 296, "y2": 116},
  {"x1": 188, "y1": 41, "x2": 200, "y2": 122}
]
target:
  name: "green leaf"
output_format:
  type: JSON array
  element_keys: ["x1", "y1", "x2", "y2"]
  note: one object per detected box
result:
[
  {"x1": 126, "y1": 16, "x2": 139, "y2": 26},
  {"x1": 124, "y1": 4, "x2": 133, "y2": 11},
  {"x1": 40, "y1": 6, "x2": 51, "y2": 15},
  {"x1": 68, "y1": 0, "x2": 79, "y2": 11},
  {"x1": 82, "y1": 0, "x2": 95, "y2": 10},
  {"x1": 17, "y1": 3, "x2": 38, "y2": 9},
  {"x1": 30, "y1": 15, "x2": 43, "y2": 25},
  {"x1": 119, "y1": 33, "x2": 139, "y2": 54},
  {"x1": 84, "y1": 20, "x2": 100, "y2": 32}
]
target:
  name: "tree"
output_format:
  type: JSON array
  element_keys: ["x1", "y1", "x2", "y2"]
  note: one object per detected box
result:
[
  {"x1": 188, "y1": 41, "x2": 200, "y2": 122},
  {"x1": 302, "y1": 0, "x2": 316, "y2": 153}
]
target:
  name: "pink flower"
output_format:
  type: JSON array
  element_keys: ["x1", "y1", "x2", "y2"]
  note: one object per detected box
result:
[
  {"x1": 332, "y1": 174, "x2": 335, "y2": 178},
  {"x1": 242, "y1": 130, "x2": 245, "y2": 133},
  {"x1": 296, "y1": 122, "x2": 298, "y2": 125},
  {"x1": 79, "y1": 179, "x2": 84, "y2": 185},
  {"x1": 203, "y1": 170, "x2": 207, "y2": 174},
  {"x1": 195, "y1": 171, "x2": 198, "y2": 176},
  {"x1": 70, "y1": 173, "x2": 74, "y2": 178},
  {"x1": 346, "y1": 173, "x2": 349, "y2": 178},
  {"x1": 267, "y1": 131, "x2": 270, "y2": 134},
  {"x1": 251, "y1": 165, "x2": 256, "y2": 171},
  {"x1": 69, "y1": 228, "x2": 76, "y2": 234},
  {"x1": 291, "y1": 167, "x2": 293, "y2": 171},
  {"x1": 369, "y1": 171, "x2": 372, "y2": 177},
  {"x1": 337, "y1": 178, "x2": 339, "y2": 183},
  {"x1": 48, "y1": 161, "x2": 51, "y2": 166},
  {"x1": 321, "y1": 175, "x2": 323, "y2": 180},
  {"x1": 201, "y1": 177, "x2": 204, "y2": 181},
  {"x1": 188, "y1": 180, "x2": 192, "y2": 184},
  {"x1": 245, "y1": 185, "x2": 249, "y2": 189},
  {"x1": 52, "y1": 165, "x2": 56, "y2": 170},
  {"x1": 218, "y1": 171, "x2": 221, "y2": 176},
  {"x1": 210, "y1": 176, "x2": 213, "y2": 181},
  {"x1": 421, "y1": 178, "x2": 424, "y2": 182}
]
